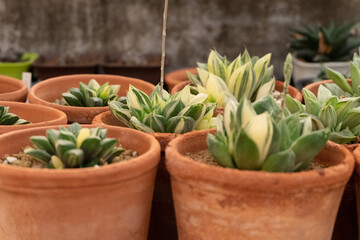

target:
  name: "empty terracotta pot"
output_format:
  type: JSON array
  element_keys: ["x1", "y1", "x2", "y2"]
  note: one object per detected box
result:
[
  {"x1": 171, "y1": 80, "x2": 303, "y2": 115},
  {"x1": 28, "y1": 74, "x2": 155, "y2": 123},
  {"x1": 0, "y1": 101, "x2": 67, "y2": 135},
  {"x1": 92, "y1": 110, "x2": 179, "y2": 240},
  {"x1": 303, "y1": 79, "x2": 352, "y2": 96},
  {"x1": 0, "y1": 75, "x2": 28, "y2": 102},
  {"x1": 166, "y1": 130, "x2": 354, "y2": 240},
  {"x1": 0, "y1": 124, "x2": 161, "y2": 240},
  {"x1": 165, "y1": 68, "x2": 197, "y2": 92}
]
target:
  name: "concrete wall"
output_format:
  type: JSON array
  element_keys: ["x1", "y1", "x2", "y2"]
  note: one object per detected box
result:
[{"x1": 0, "y1": 0, "x2": 359, "y2": 77}]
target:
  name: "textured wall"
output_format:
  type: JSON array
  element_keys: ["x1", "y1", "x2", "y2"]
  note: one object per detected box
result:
[{"x1": 0, "y1": 0, "x2": 359, "y2": 77}]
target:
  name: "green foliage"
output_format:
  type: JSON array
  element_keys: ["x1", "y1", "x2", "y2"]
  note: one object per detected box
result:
[
  {"x1": 187, "y1": 49, "x2": 275, "y2": 107},
  {"x1": 286, "y1": 85, "x2": 360, "y2": 144},
  {"x1": 109, "y1": 84, "x2": 216, "y2": 134},
  {"x1": 207, "y1": 96, "x2": 329, "y2": 172},
  {"x1": 24, "y1": 123, "x2": 124, "y2": 169},
  {"x1": 290, "y1": 22, "x2": 360, "y2": 62},
  {"x1": 324, "y1": 54, "x2": 360, "y2": 97},
  {"x1": 0, "y1": 106, "x2": 30, "y2": 125},
  {"x1": 61, "y1": 79, "x2": 120, "y2": 107}
]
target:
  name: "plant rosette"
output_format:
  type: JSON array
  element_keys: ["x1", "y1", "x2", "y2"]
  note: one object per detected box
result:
[
  {"x1": 0, "y1": 101, "x2": 67, "y2": 135},
  {"x1": 171, "y1": 80, "x2": 303, "y2": 115},
  {"x1": 164, "y1": 67, "x2": 197, "y2": 92},
  {"x1": 28, "y1": 74, "x2": 155, "y2": 123},
  {"x1": 0, "y1": 124, "x2": 160, "y2": 240},
  {"x1": 165, "y1": 129, "x2": 354, "y2": 240},
  {"x1": 0, "y1": 75, "x2": 28, "y2": 102}
]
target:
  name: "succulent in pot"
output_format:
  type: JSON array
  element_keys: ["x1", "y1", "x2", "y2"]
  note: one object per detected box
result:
[
  {"x1": 286, "y1": 86, "x2": 360, "y2": 144},
  {"x1": 165, "y1": 53, "x2": 354, "y2": 240},
  {"x1": 186, "y1": 49, "x2": 275, "y2": 107},
  {"x1": 57, "y1": 79, "x2": 120, "y2": 107},
  {"x1": 0, "y1": 105, "x2": 30, "y2": 125},
  {"x1": 321, "y1": 53, "x2": 360, "y2": 98},
  {"x1": 24, "y1": 123, "x2": 124, "y2": 169},
  {"x1": 109, "y1": 84, "x2": 216, "y2": 134}
]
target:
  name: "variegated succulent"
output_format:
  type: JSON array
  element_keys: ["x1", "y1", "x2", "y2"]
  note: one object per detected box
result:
[
  {"x1": 324, "y1": 53, "x2": 360, "y2": 98},
  {"x1": 24, "y1": 123, "x2": 124, "y2": 169},
  {"x1": 286, "y1": 86, "x2": 360, "y2": 144},
  {"x1": 59, "y1": 79, "x2": 120, "y2": 107},
  {"x1": 109, "y1": 84, "x2": 216, "y2": 134},
  {"x1": 0, "y1": 106, "x2": 30, "y2": 125},
  {"x1": 207, "y1": 54, "x2": 329, "y2": 172},
  {"x1": 187, "y1": 49, "x2": 275, "y2": 107}
]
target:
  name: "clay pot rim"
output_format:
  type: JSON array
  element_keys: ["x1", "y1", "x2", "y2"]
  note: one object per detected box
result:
[
  {"x1": 0, "y1": 124, "x2": 160, "y2": 177},
  {"x1": 171, "y1": 80, "x2": 303, "y2": 103},
  {"x1": 165, "y1": 129, "x2": 354, "y2": 191},
  {"x1": 0, "y1": 75, "x2": 28, "y2": 100},
  {"x1": 165, "y1": 67, "x2": 197, "y2": 85},
  {"x1": 303, "y1": 79, "x2": 352, "y2": 96},
  {"x1": 28, "y1": 74, "x2": 155, "y2": 111},
  {"x1": 0, "y1": 101, "x2": 67, "y2": 130}
]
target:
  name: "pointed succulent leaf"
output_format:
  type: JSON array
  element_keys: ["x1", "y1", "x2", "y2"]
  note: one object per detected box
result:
[
  {"x1": 207, "y1": 133, "x2": 235, "y2": 168},
  {"x1": 253, "y1": 95, "x2": 279, "y2": 120},
  {"x1": 319, "y1": 105, "x2": 337, "y2": 128},
  {"x1": 351, "y1": 62, "x2": 360, "y2": 94},
  {"x1": 162, "y1": 99, "x2": 185, "y2": 120},
  {"x1": 317, "y1": 85, "x2": 334, "y2": 105},
  {"x1": 285, "y1": 95, "x2": 305, "y2": 113},
  {"x1": 51, "y1": 156, "x2": 64, "y2": 169},
  {"x1": 80, "y1": 136, "x2": 101, "y2": 159},
  {"x1": 245, "y1": 112, "x2": 273, "y2": 164},
  {"x1": 291, "y1": 129, "x2": 329, "y2": 171},
  {"x1": 329, "y1": 129, "x2": 357, "y2": 144},
  {"x1": 208, "y1": 50, "x2": 227, "y2": 80},
  {"x1": 254, "y1": 78, "x2": 275, "y2": 101},
  {"x1": 62, "y1": 92, "x2": 84, "y2": 107},
  {"x1": 63, "y1": 149, "x2": 84, "y2": 168},
  {"x1": 98, "y1": 138, "x2": 118, "y2": 156},
  {"x1": 143, "y1": 113, "x2": 166, "y2": 133},
  {"x1": 24, "y1": 148, "x2": 51, "y2": 164},
  {"x1": 165, "y1": 116, "x2": 194, "y2": 134},
  {"x1": 262, "y1": 149, "x2": 296, "y2": 172},
  {"x1": 29, "y1": 136, "x2": 55, "y2": 155},
  {"x1": 130, "y1": 117, "x2": 155, "y2": 133},
  {"x1": 327, "y1": 68, "x2": 353, "y2": 94},
  {"x1": 233, "y1": 129, "x2": 261, "y2": 170},
  {"x1": 343, "y1": 108, "x2": 360, "y2": 129},
  {"x1": 0, "y1": 113, "x2": 19, "y2": 125},
  {"x1": 55, "y1": 140, "x2": 76, "y2": 160}
]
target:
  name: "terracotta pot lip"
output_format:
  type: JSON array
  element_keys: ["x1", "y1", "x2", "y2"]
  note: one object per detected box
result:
[
  {"x1": 0, "y1": 101, "x2": 67, "y2": 130},
  {"x1": 166, "y1": 129, "x2": 354, "y2": 191},
  {"x1": 165, "y1": 67, "x2": 197, "y2": 85},
  {"x1": 0, "y1": 75, "x2": 28, "y2": 100},
  {"x1": 0, "y1": 124, "x2": 160, "y2": 177},
  {"x1": 303, "y1": 79, "x2": 352, "y2": 95}
]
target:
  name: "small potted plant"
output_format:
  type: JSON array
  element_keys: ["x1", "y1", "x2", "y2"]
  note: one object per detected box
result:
[
  {"x1": 290, "y1": 21, "x2": 360, "y2": 86},
  {"x1": 0, "y1": 51, "x2": 38, "y2": 79},
  {"x1": 171, "y1": 49, "x2": 302, "y2": 115},
  {"x1": 28, "y1": 74, "x2": 155, "y2": 123},
  {"x1": 0, "y1": 75, "x2": 28, "y2": 102},
  {"x1": 102, "y1": 53, "x2": 161, "y2": 85},
  {"x1": 0, "y1": 101, "x2": 67, "y2": 135},
  {"x1": 93, "y1": 84, "x2": 217, "y2": 239},
  {"x1": 165, "y1": 55, "x2": 354, "y2": 239},
  {"x1": 32, "y1": 53, "x2": 100, "y2": 80},
  {"x1": 0, "y1": 123, "x2": 160, "y2": 240}
]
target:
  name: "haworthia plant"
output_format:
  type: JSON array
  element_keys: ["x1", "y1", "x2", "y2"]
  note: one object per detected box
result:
[
  {"x1": 60, "y1": 79, "x2": 120, "y2": 107},
  {"x1": 286, "y1": 86, "x2": 360, "y2": 144},
  {"x1": 0, "y1": 106, "x2": 30, "y2": 125},
  {"x1": 187, "y1": 49, "x2": 275, "y2": 107},
  {"x1": 24, "y1": 123, "x2": 124, "y2": 169},
  {"x1": 109, "y1": 84, "x2": 216, "y2": 134},
  {"x1": 324, "y1": 53, "x2": 360, "y2": 98},
  {"x1": 207, "y1": 54, "x2": 329, "y2": 172}
]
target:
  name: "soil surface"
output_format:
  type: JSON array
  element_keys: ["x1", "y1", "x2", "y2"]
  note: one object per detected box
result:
[
  {"x1": 1, "y1": 146, "x2": 137, "y2": 168},
  {"x1": 186, "y1": 149, "x2": 325, "y2": 171}
]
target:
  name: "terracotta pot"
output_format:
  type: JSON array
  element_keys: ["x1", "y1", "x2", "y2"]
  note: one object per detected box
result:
[
  {"x1": 350, "y1": 146, "x2": 360, "y2": 240},
  {"x1": 0, "y1": 124, "x2": 161, "y2": 240},
  {"x1": 0, "y1": 75, "x2": 28, "y2": 102},
  {"x1": 171, "y1": 80, "x2": 303, "y2": 115},
  {"x1": 303, "y1": 79, "x2": 352, "y2": 96},
  {"x1": 165, "y1": 68, "x2": 197, "y2": 92},
  {"x1": 92, "y1": 110, "x2": 179, "y2": 239},
  {"x1": 165, "y1": 130, "x2": 354, "y2": 240},
  {"x1": 0, "y1": 101, "x2": 67, "y2": 135},
  {"x1": 28, "y1": 74, "x2": 155, "y2": 123}
]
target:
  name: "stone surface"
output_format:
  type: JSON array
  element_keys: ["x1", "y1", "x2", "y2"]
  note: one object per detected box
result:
[{"x1": 0, "y1": 0, "x2": 360, "y2": 77}]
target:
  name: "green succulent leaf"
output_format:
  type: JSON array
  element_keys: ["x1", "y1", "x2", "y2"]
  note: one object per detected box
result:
[
  {"x1": 233, "y1": 129, "x2": 261, "y2": 170},
  {"x1": 327, "y1": 68, "x2": 353, "y2": 94},
  {"x1": 207, "y1": 133, "x2": 235, "y2": 168},
  {"x1": 262, "y1": 149, "x2": 296, "y2": 172}
]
